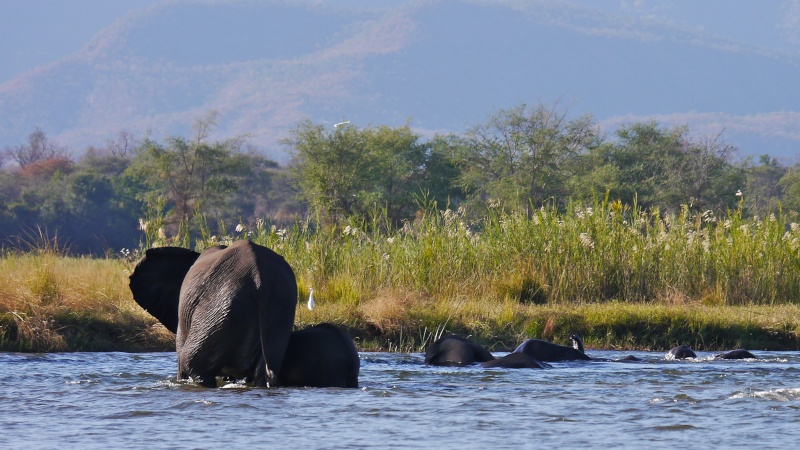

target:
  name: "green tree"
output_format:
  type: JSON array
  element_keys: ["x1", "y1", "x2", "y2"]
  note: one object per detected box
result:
[
  {"x1": 745, "y1": 155, "x2": 787, "y2": 217},
  {"x1": 422, "y1": 133, "x2": 465, "y2": 207},
  {"x1": 123, "y1": 114, "x2": 253, "y2": 239},
  {"x1": 573, "y1": 122, "x2": 741, "y2": 213},
  {"x1": 778, "y1": 163, "x2": 800, "y2": 216},
  {"x1": 286, "y1": 120, "x2": 429, "y2": 223},
  {"x1": 286, "y1": 119, "x2": 368, "y2": 221},
  {"x1": 663, "y1": 132, "x2": 743, "y2": 212},
  {"x1": 449, "y1": 102, "x2": 599, "y2": 213},
  {"x1": 363, "y1": 124, "x2": 428, "y2": 222}
]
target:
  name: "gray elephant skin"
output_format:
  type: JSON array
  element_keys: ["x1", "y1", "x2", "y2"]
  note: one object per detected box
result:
[
  {"x1": 279, "y1": 323, "x2": 360, "y2": 388},
  {"x1": 666, "y1": 345, "x2": 697, "y2": 360},
  {"x1": 513, "y1": 337, "x2": 591, "y2": 362},
  {"x1": 716, "y1": 349, "x2": 757, "y2": 360},
  {"x1": 481, "y1": 352, "x2": 551, "y2": 369},
  {"x1": 129, "y1": 240, "x2": 297, "y2": 388},
  {"x1": 424, "y1": 335, "x2": 495, "y2": 366}
]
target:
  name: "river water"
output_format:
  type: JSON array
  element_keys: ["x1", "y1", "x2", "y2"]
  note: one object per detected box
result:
[{"x1": 2, "y1": 350, "x2": 799, "y2": 449}]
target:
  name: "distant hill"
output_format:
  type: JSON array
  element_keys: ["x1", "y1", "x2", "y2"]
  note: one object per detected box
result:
[{"x1": 2, "y1": 0, "x2": 799, "y2": 162}]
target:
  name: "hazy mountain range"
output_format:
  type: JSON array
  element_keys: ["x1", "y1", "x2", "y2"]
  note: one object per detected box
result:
[{"x1": 2, "y1": 0, "x2": 799, "y2": 163}]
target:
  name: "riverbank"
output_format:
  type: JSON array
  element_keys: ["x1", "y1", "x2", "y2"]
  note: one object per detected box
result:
[
  {"x1": 3, "y1": 298, "x2": 799, "y2": 353},
  {"x1": 3, "y1": 201, "x2": 800, "y2": 352},
  {"x1": 1, "y1": 251, "x2": 798, "y2": 353}
]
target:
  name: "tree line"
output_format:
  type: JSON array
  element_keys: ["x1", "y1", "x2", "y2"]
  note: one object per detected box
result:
[{"x1": 1, "y1": 103, "x2": 799, "y2": 254}]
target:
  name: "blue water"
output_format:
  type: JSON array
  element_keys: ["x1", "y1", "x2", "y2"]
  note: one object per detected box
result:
[{"x1": 2, "y1": 350, "x2": 799, "y2": 449}]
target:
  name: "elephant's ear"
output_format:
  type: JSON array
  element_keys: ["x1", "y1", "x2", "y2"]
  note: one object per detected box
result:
[{"x1": 128, "y1": 247, "x2": 200, "y2": 334}]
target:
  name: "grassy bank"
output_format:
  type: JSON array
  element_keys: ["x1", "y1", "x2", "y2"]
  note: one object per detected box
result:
[
  {"x1": 3, "y1": 201, "x2": 800, "y2": 352},
  {"x1": 0, "y1": 251, "x2": 174, "y2": 352}
]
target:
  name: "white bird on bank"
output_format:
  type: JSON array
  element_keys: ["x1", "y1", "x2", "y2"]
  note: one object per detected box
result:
[
  {"x1": 307, "y1": 288, "x2": 315, "y2": 310},
  {"x1": 333, "y1": 121, "x2": 350, "y2": 128}
]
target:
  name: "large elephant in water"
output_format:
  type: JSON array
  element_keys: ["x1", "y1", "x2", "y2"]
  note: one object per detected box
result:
[
  {"x1": 279, "y1": 323, "x2": 360, "y2": 388},
  {"x1": 424, "y1": 335, "x2": 495, "y2": 366},
  {"x1": 129, "y1": 240, "x2": 297, "y2": 387}
]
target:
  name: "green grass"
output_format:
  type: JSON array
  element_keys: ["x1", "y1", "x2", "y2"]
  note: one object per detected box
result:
[
  {"x1": 2, "y1": 200, "x2": 800, "y2": 352},
  {"x1": 241, "y1": 200, "x2": 800, "y2": 309}
]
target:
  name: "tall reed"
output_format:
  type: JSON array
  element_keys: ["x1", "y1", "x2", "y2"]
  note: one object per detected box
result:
[
  {"x1": 125, "y1": 198, "x2": 793, "y2": 350},
  {"x1": 175, "y1": 199, "x2": 800, "y2": 309},
  {"x1": 7, "y1": 198, "x2": 791, "y2": 352}
]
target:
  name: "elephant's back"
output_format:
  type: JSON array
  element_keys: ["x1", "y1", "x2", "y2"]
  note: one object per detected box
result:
[
  {"x1": 176, "y1": 244, "x2": 267, "y2": 377},
  {"x1": 425, "y1": 335, "x2": 494, "y2": 366},
  {"x1": 281, "y1": 323, "x2": 359, "y2": 388},
  {"x1": 514, "y1": 339, "x2": 590, "y2": 362}
]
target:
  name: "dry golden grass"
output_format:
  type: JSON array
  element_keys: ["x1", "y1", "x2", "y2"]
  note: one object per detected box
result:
[
  {"x1": 358, "y1": 289, "x2": 433, "y2": 332},
  {"x1": 0, "y1": 252, "x2": 173, "y2": 351}
]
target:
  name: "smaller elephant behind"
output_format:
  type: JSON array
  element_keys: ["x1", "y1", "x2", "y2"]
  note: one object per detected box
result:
[
  {"x1": 715, "y1": 349, "x2": 757, "y2": 360},
  {"x1": 278, "y1": 323, "x2": 360, "y2": 388},
  {"x1": 481, "y1": 352, "x2": 551, "y2": 369},
  {"x1": 666, "y1": 345, "x2": 697, "y2": 360},
  {"x1": 513, "y1": 336, "x2": 591, "y2": 362},
  {"x1": 425, "y1": 335, "x2": 495, "y2": 366}
]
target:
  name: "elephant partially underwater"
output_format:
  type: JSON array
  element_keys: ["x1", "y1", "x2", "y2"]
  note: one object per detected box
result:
[
  {"x1": 129, "y1": 240, "x2": 298, "y2": 388},
  {"x1": 715, "y1": 349, "x2": 757, "y2": 360},
  {"x1": 424, "y1": 335, "x2": 495, "y2": 366},
  {"x1": 279, "y1": 323, "x2": 360, "y2": 388},
  {"x1": 481, "y1": 352, "x2": 551, "y2": 369},
  {"x1": 512, "y1": 334, "x2": 591, "y2": 362},
  {"x1": 666, "y1": 345, "x2": 697, "y2": 360},
  {"x1": 667, "y1": 345, "x2": 756, "y2": 361}
]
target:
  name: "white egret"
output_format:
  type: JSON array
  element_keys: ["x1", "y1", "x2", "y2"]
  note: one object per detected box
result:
[
  {"x1": 333, "y1": 121, "x2": 350, "y2": 128},
  {"x1": 307, "y1": 288, "x2": 315, "y2": 310}
]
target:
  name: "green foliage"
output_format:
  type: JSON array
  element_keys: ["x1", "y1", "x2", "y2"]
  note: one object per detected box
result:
[
  {"x1": 363, "y1": 124, "x2": 428, "y2": 222},
  {"x1": 2, "y1": 105, "x2": 800, "y2": 258},
  {"x1": 777, "y1": 164, "x2": 800, "y2": 214},
  {"x1": 124, "y1": 114, "x2": 247, "y2": 233},
  {"x1": 183, "y1": 199, "x2": 800, "y2": 308},
  {"x1": 574, "y1": 122, "x2": 743, "y2": 213},
  {"x1": 286, "y1": 120, "x2": 432, "y2": 224},
  {"x1": 448, "y1": 102, "x2": 600, "y2": 214},
  {"x1": 120, "y1": 113, "x2": 283, "y2": 248},
  {"x1": 286, "y1": 119, "x2": 368, "y2": 221}
]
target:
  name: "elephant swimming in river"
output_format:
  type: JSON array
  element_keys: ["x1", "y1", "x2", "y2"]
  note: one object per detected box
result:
[
  {"x1": 279, "y1": 323, "x2": 360, "y2": 388},
  {"x1": 424, "y1": 335, "x2": 495, "y2": 366},
  {"x1": 481, "y1": 352, "x2": 551, "y2": 369},
  {"x1": 715, "y1": 349, "x2": 757, "y2": 360},
  {"x1": 129, "y1": 240, "x2": 297, "y2": 387},
  {"x1": 512, "y1": 334, "x2": 591, "y2": 362},
  {"x1": 666, "y1": 345, "x2": 697, "y2": 360}
]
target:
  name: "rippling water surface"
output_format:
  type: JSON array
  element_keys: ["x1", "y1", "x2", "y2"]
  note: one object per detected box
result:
[{"x1": 2, "y1": 350, "x2": 800, "y2": 449}]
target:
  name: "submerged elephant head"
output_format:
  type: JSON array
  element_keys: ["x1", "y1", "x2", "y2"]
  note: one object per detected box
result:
[
  {"x1": 666, "y1": 345, "x2": 697, "y2": 360},
  {"x1": 129, "y1": 240, "x2": 297, "y2": 387},
  {"x1": 424, "y1": 335, "x2": 495, "y2": 366},
  {"x1": 715, "y1": 349, "x2": 756, "y2": 360},
  {"x1": 513, "y1": 337, "x2": 591, "y2": 362},
  {"x1": 481, "y1": 352, "x2": 551, "y2": 369},
  {"x1": 279, "y1": 323, "x2": 360, "y2": 388}
]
